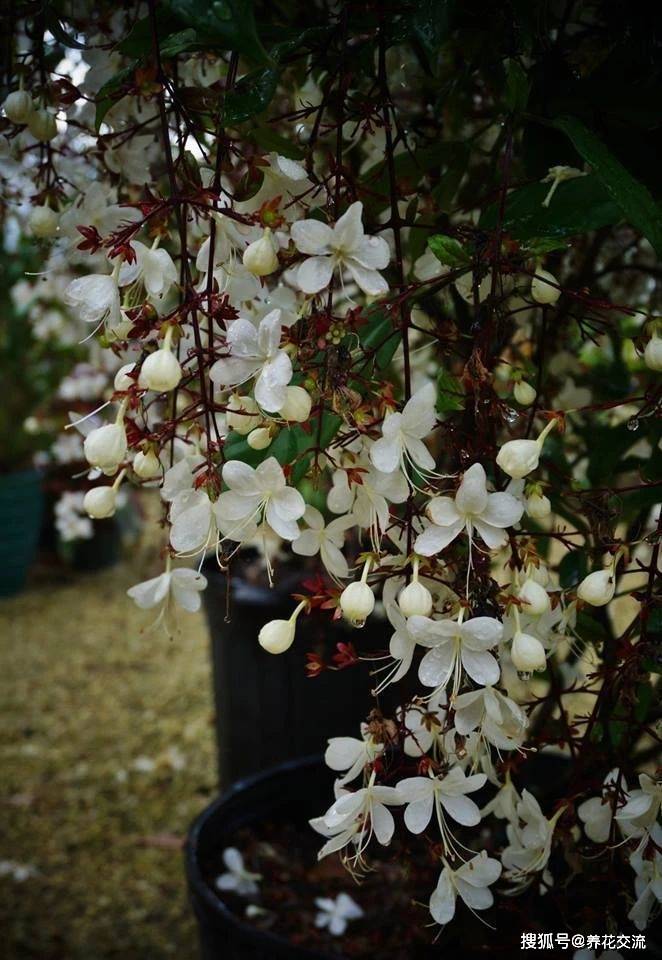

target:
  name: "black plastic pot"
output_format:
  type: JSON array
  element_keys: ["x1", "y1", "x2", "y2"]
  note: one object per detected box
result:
[
  {"x1": 186, "y1": 755, "x2": 337, "y2": 960},
  {"x1": 0, "y1": 468, "x2": 44, "y2": 598},
  {"x1": 203, "y1": 554, "x2": 399, "y2": 787}
]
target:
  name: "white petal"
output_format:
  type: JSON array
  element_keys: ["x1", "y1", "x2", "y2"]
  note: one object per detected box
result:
[
  {"x1": 455, "y1": 463, "x2": 488, "y2": 515},
  {"x1": 127, "y1": 573, "x2": 171, "y2": 609},
  {"x1": 482, "y1": 491, "x2": 524, "y2": 528},
  {"x1": 297, "y1": 255, "x2": 334, "y2": 294},
  {"x1": 427, "y1": 497, "x2": 461, "y2": 526},
  {"x1": 345, "y1": 260, "x2": 388, "y2": 297},
  {"x1": 429, "y1": 869, "x2": 456, "y2": 925},
  {"x1": 419, "y1": 645, "x2": 455, "y2": 688},
  {"x1": 371, "y1": 802, "x2": 395, "y2": 845},
  {"x1": 352, "y1": 234, "x2": 390, "y2": 269},
  {"x1": 369, "y1": 435, "x2": 401, "y2": 474},
  {"x1": 461, "y1": 648, "x2": 500, "y2": 687},
  {"x1": 222, "y1": 460, "x2": 259, "y2": 493},
  {"x1": 472, "y1": 518, "x2": 508, "y2": 549},
  {"x1": 460, "y1": 617, "x2": 504, "y2": 649},
  {"x1": 291, "y1": 218, "x2": 333, "y2": 255},
  {"x1": 325, "y1": 738, "x2": 363, "y2": 772},
  {"x1": 455, "y1": 878, "x2": 493, "y2": 911},
  {"x1": 333, "y1": 201, "x2": 364, "y2": 250},
  {"x1": 271, "y1": 485, "x2": 306, "y2": 521},
  {"x1": 440, "y1": 793, "x2": 481, "y2": 826},
  {"x1": 404, "y1": 795, "x2": 434, "y2": 834},
  {"x1": 414, "y1": 520, "x2": 463, "y2": 556}
]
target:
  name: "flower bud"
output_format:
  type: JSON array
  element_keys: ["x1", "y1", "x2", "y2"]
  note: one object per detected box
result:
[
  {"x1": 577, "y1": 569, "x2": 615, "y2": 607},
  {"x1": 258, "y1": 618, "x2": 296, "y2": 654},
  {"x1": 514, "y1": 380, "x2": 536, "y2": 406},
  {"x1": 84, "y1": 422, "x2": 127, "y2": 470},
  {"x1": 340, "y1": 581, "x2": 375, "y2": 628},
  {"x1": 511, "y1": 631, "x2": 547, "y2": 673},
  {"x1": 496, "y1": 438, "x2": 542, "y2": 479},
  {"x1": 83, "y1": 486, "x2": 117, "y2": 519},
  {"x1": 531, "y1": 268, "x2": 560, "y2": 305},
  {"x1": 3, "y1": 89, "x2": 33, "y2": 124},
  {"x1": 247, "y1": 426, "x2": 272, "y2": 450},
  {"x1": 133, "y1": 449, "x2": 161, "y2": 479},
  {"x1": 518, "y1": 579, "x2": 550, "y2": 616},
  {"x1": 278, "y1": 385, "x2": 312, "y2": 422},
  {"x1": 28, "y1": 205, "x2": 58, "y2": 238},
  {"x1": 398, "y1": 580, "x2": 433, "y2": 618},
  {"x1": 525, "y1": 491, "x2": 551, "y2": 519},
  {"x1": 243, "y1": 228, "x2": 279, "y2": 276},
  {"x1": 139, "y1": 346, "x2": 182, "y2": 392},
  {"x1": 226, "y1": 394, "x2": 261, "y2": 435},
  {"x1": 644, "y1": 332, "x2": 662, "y2": 372},
  {"x1": 114, "y1": 363, "x2": 136, "y2": 392},
  {"x1": 27, "y1": 108, "x2": 58, "y2": 142}
]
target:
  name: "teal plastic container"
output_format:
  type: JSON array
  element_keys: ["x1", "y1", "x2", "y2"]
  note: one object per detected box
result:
[{"x1": 0, "y1": 468, "x2": 44, "y2": 598}]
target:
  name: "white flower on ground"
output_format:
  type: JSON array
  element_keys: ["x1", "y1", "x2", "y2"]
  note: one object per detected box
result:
[
  {"x1": 413, "y1": 611, "x2": 503, "y2": 697},
  {"x1": 429, "y1": 851, "x2": 501, "y2": 925},
  {"x1": 214, "y1": 848, "x2": 261, "y2": 897},
  {"x1": 370, "y1": 383, "x2": 437, "y2": 476},
  {"x1": 0, "y1": 861, "x2": 38, "y2": 882},
  {"x1": 64, "y1": 273, "x2": 122, "y2": 328},
  {"x1": 502, "y1": 790, "x2": 565, "y2": 886},
  {"x1": 325, "y1": 728, "x2": 384, "y2": 786},
  {"x1": 314, "y1": 893, "x2": 363, "y2": 936},
  {"x1": 209, "y1": 309, "x2": 292, "y2": 412},
  {"x1": 577, "y1": 770, "x2": 626, "y2": 843},
  {"x1": 291, "y1": 200, "x2": 390, "y2": 297},
  {"x1": 398, "y1": 767, "x2": 486, "y2": 842},
  {"x1": 454, "y1": 685, "x2": 526, "y2": 751},
  {"x1": 628, "y1": 823, "x2": 662, "y2": 930},
  {"x1": 415, "y1": 463, "x2": 523, "y2": 556},
  {"x1": 127, "y1": 567, "x2": 207, "y2": 613},
  {"x1": 292, "y1": 506, "x2": 354, "y2": 579},
  {"x1": 119, "y1": 240, "x2": 178, "y2": 299},
  {"x1": 215, "y1": 458, "x2": 305, "y2": 542}
]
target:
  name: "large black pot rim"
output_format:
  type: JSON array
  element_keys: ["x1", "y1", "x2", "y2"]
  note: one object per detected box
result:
[{"x1": 186, "y1": 754, "x2": 339, "y2": 960}]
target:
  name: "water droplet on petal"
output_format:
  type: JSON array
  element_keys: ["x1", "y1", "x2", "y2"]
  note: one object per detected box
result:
[{"x1": 626, "y1": 417, "x2": 640, "y2": 432}]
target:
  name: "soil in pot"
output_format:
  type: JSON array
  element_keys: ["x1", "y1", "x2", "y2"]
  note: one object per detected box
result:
[{"x1": 188, "y1": 755, "x2": 605, "y2": 960}]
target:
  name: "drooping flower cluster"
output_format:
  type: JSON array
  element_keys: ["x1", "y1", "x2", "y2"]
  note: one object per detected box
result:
[{"x1": 4, "y1": 1, "x2": 659, "y2": 947}]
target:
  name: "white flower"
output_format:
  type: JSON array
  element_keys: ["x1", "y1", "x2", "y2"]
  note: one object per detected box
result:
[
  {"x1": 291, "y1": 200, "x2": 390, "y2": 296},
  {"x1": 258, "y1": 618, "x2": 294, "y2": 654},
  {"x1": 225, "y1": 394, "x2": 261, "y2": 435},
  {"x1": 292, "y1": 506, "x2": 354, "y2": 579},
  {"x1": 400, "y1": 691, "x2": 448, "y2": 758},
  {"x1": 644, "y1": 329, "x2": 662, "y2": 371},
  {"x1": 119, "y1": 240, "x2": 178, "y2": 299},
  {"x1": 615, "y1": 774, "x2": 661, "y2": 835},
  {"x1": 518, "y1": 578, "x2": 550, "y2": 615},
  {"x1": 415, "y1": 612, "x2": 503, "y2": 695},
  {"x1": 514, "y1": 380, "x2": 536, "y2": 405},
  {"x1": 454, "y1": 685, "x2": 526, "y2": 750},
  {"x1": 327, "y1": 463, "x2": 408, "y2": 540},
  {"x1": 139, "y1": 330, "x2": 182, "y2": 392},
  {"x1": 277, "y1": 385, "x2": 312, "y2": 422},
  {"x1": 242, "y1": 228, "x2": 279, "y2": 276},
  {"x1": 215, "y1": 458, "x2": 305, "y2": 542},
  {"x1": 83, "y1": 421, "x2": 127, "y2": 470},
  {"x1": 541, "y1": 165, "x2": 586, "y2": 207},
  {"x1": 415, "y1": 463, "x2": 523, "y2": 556},
  {"x1": 127, "y1": 567, "x2": 207, "y2": 613},
  {"x1": 214, "y1": 848, "x2": 261, "y2": 897},
  {"x1": 64, "y1": 273, "x2": 122, "y2": 328},
  {"x1": 531, "y1": 268, "x2": 560, "y2": 304},
  {"x1": 511, "y1": 630, "x2": 547, "y2": 673},
  {"x1": 325, "y1": 728, "x2": 384, "y2": 785},
  {"x1": 628, "y1": 823, "x2": 662, "y2": 930},
  {"x1": 429, "y1": 851, "x2": 501, "y2": 925},
  {"x1": 370, "y1": 383, "x2": 437, "y2": 475},
  {"x1": 502, "y1": 790, "x2": 564, "y2": 884},
  {"x1": 314, "y1": 893, "x2": 363, "y2": 936},
  {"x1": 169, "y1": 489, "x2": 216, "y2": 555},
  {"x1": 311, "y1": 775, "x2": 403, "y2": 863},
  {"x1": 399, "y1": 766, "x2": 486, "y2": 838},
  {"x1": 496, "y1": 419, "x2": 557, "y2": 480},
  {"x1": 28, "y1": 205, "x2": 59, "y2": 238},
  {"x1": 577, "y1": 770, "x2": 626, "y2": 843},
  {"x1": 577, "y1": 557, "x2": 619, "y2": 606},
  {"x1": 133, "y1": 449, "x2": 161, "y2": 479},
  {"x1": 209, "y1": 309, "x2": 292, "y2": 412},
  {"x1": 398, "y1": 579, "x2": 433, "y2": 618},
  {"x1": 339, "y1": 581, "x2": 375, "y2": 628},
  {"x1": 83, "y1": 485, "x2": 117, "y2": 519},
  {"x1": 3, "y1": 89, "x2": 33, "y2": 124}
]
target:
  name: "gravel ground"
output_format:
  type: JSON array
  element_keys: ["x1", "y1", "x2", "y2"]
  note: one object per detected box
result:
[{"x1": 0, "y1": 529, "x2": 216, "y2": 960}]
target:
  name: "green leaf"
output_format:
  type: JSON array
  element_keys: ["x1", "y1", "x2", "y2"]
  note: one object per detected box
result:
[
  {"x1": 428, "y1": 233, "x2": 470, "y2": 267},
  {"x1": 160, "y1": 29, "x2": 201, "y2": 57},
  {"x1": 503, "y1": 59, "x2": 530, "y2": 114},
  {"x1": 553, "y1": 115, "x2": 662, "y2": 256},
  {"x1": 522, "y1": 237, "x2": 569, "y2": 256},
  {"x1": 559, "y1": 550, "x2": 587, "y2": 589},
  {"x1": 410, "y1": 0, "x2": 455, "y2": 61},
  {"x1": 164, "y1": 0, "x2": 271, "y2": 65},
  {"x1": 224, "y1": 67, "x2": 280, "y2": 124},
  {"x1": 44, "y1": 9, "x2": 86, "y2": 49},
  {"x1": 358, "y1": 309, "x2": 400, "y2": 370},
  {"x1": 480, "y1": 173, "x2": 621, "y2": 241},
  {"x1": 360, "y1": 143, "x2": 454, "y2": 217},
  {"x1": 251, "y1": 125, "x2": 305, "y2": 160},
  {"x1": 95, "y1": 65, "x2": 137, "y2": 131},
  {"x1": 436, "y1": 368, "x2": 464, "y2": 412}
]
